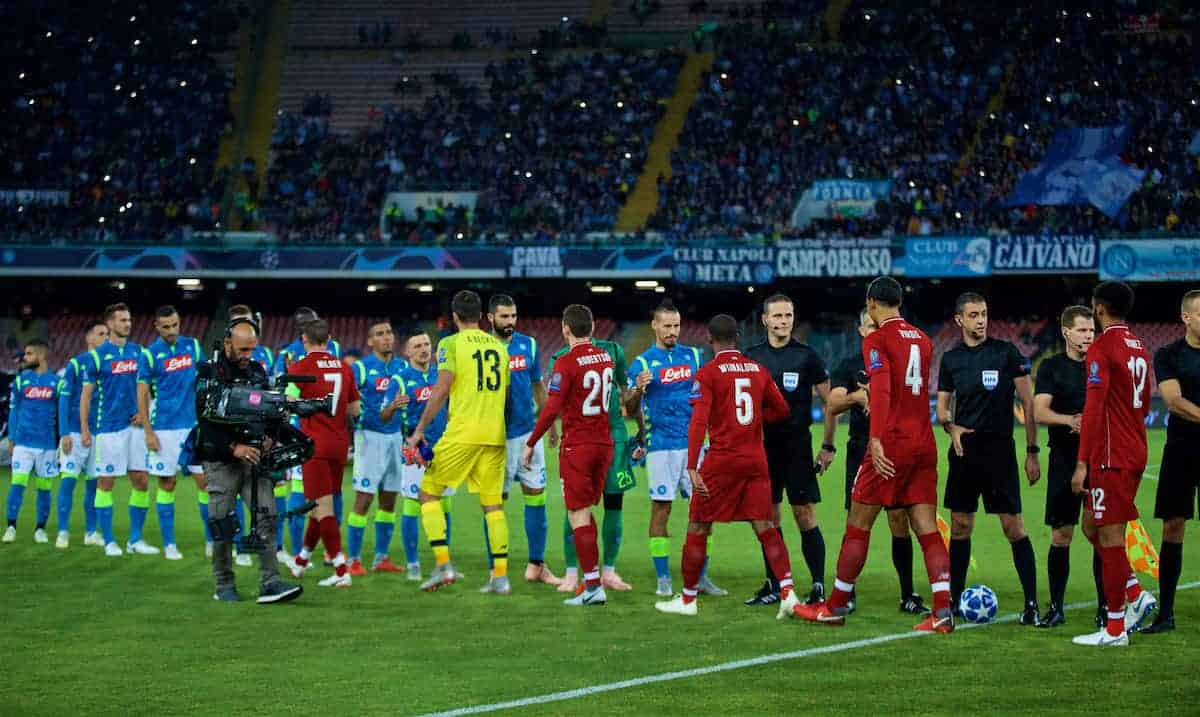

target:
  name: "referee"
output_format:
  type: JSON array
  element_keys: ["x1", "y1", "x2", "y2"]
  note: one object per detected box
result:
[
  {"x1": 1032, "y1": 305, "x2": 1106, "y2": 628},
  {"x1": 825, "y1": 308, "x2": 929, "y2": 615},
  {"x1": 743, "y1": 294, "x2": 835, "y2": 607},
  {"x1": 936, "y1": 292, "x2": 1042, "y2": 625},
  {"x1": 1145, "y1": 289, "x2": 1200, "y2": 634}
]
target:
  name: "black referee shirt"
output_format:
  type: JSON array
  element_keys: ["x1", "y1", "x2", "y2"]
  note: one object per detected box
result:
[
  {"x1": 744, "y1": 337, "x2": 828, "y2": 441},
  {"x1": 1155, "y1": 338, "x2": 1200, "y2": 444},
  {"x1": 831, "y1": 353, "x2": 869, "y2": 446},
  {"x1": 1034, "y1": 352, "x2": 1085, "y2": 455},
  {"x1": 938, "y1": 337, "x2": 1030, "y2": 433}
]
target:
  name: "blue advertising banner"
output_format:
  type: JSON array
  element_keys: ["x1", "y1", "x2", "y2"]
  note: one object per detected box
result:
[
  {"x1": 790, "y1": 179, "x2": 892, "y2": 229},
  {"x1": 671, "y1": 246, "x2": 775, "y2": 285},
  {"x1": 899, "y1": 237, "x2": 992, "y2": 278},
  {"x1": 774, "y1": 238, "x2": 895, "y2": 278},
  {"x1": 992, "y1": 234, "x2": 1098, "y2": 274},
  {"x1": 561, "y1": 247, "x2": 673, "y2": 278},
  {"x1": 0, "y1": 246, "x2": 509, "y2": 278},
  {"x1": 1100, "y1": 239, "x2": 1200, "y2": 282},
  {"x1": 1008, "y1": 125, "x2": 1146, "y2": 218}
]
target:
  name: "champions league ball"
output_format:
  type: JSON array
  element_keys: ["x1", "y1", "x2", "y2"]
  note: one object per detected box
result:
[{"x1": 958, "y1": 585, "x2": 999, "y2": 624}]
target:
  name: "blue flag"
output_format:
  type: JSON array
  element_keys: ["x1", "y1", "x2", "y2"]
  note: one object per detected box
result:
[{"x1": 1008, "y1": 125, "x2": 1146, "y2": 218}]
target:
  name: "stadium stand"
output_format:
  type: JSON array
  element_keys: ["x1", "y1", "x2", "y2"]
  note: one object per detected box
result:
[{"x1": 0, "y1": 1, "x2": 239, "y2": 243}]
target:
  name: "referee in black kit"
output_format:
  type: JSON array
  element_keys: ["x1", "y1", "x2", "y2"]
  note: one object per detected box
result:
[
  {"x1": 936, "y1": 292, "x2": 1042, "y2": 624},
  {"x1": 1033, "y1": 305, "x2": 1106, "y2": 628},
  {"x1": 1145, "y1": 289, "x2": 1200, "y2": 634},
  {"x1": 743, "y1": 293, "x2": 836, "y2": 607},
  {"x1": 824, "y1": 308, "x2": 930, "y2": 615}
]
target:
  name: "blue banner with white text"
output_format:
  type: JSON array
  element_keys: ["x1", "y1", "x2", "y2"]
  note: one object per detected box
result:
[{"x1": 1100, "y1": 239, "x2": 1200, "y2": 282}]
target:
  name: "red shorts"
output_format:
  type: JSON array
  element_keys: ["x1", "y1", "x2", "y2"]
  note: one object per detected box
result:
[
  {"x1": 1086, "y1": 466, "x2": 1141, "y2": 526},
  {"x1": 851, "y1": 445, "x2": 938, "y2": 508},
  {"x1": 689, "y1": 459, "x2": 772, "y2": 523},
  {"x1": 560, "y1": 443, "x2": 612, "y2": 511},
  {"x1": 302, "y1": 457, "x2": 345, "y2": 500}
]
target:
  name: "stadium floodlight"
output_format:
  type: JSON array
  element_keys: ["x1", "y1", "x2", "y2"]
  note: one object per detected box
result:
[
  {"x1": 654, "y1": 286, "x2": 666, "y2": 293},
  {"x1": 367, "y1": 284, "x2": 383, "y2": 293},
  {"x1": 110, "y1": 281, "x2": 126, "y2": 290},
  {"x1": 864, "y1": 13, "x2": 871, "y2": 20},
  {"x1": 590, "y1": 285, "x2": 613, "y2": 294},
  {"x1": 747, "y1": 286, "x2": 756, "y2": 294},
  {"x1": 18, "y1": 72, "x2": 24, "y2": 79},
  {"x1": 418, "y1": 285, "x2": 434, "y2": 293},
  {"x1": 180, "y1": 80, "x2": 187, "y2": 87},
  {"x1": 191, "y1": 38, "x2": 198, "y2": 45},
  {"x1": 617, "y1": 101, "x2": 624, "y2": 108},
  {"x1": 635, "y1": 280, "x2": 659, "y2": 289},
  {"x1": 624, "y1": 152, "x2": 632, "y2": 159},
  {"x1": 130, "y1": 15, "x2": 136, "y2": 22},
  {"x1": 133, "y1": 39, "x2": 141, "y2": 46},
  {"x1": 177, "y1": 278, "x2": 201, "y2": 288}
]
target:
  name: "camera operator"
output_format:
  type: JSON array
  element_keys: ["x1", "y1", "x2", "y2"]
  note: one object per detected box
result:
[{"x1": 193, "y1": 320, "x2": 302, "y2": 604}]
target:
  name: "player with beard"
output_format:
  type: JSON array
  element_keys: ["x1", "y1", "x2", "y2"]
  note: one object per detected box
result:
[{"x1": 4, "y1": 340, "x2": 61, "y2": 545}]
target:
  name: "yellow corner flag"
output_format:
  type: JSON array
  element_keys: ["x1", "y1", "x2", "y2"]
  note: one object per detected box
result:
[
  {"x1": 937, "y1": 512, "x2": 978, "y2": 570},
  {"x1": 1125, "y1": 519, "x2": 1160, "y2": 579}
]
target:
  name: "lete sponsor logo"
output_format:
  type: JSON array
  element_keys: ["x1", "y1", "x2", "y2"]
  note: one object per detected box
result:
[
  {"x1": 24, "y1": 385, "x2": 55, "y2": 400},
  {"x1": 373, "y1": 376, "x2": 391, "y2": 392},
  {"x1": 415, "y1": 386, "x2": 433, "y2": 402},
  {"x1": 658, "y1": 365, "x2": 693, "y2": 384},
  {"x1": 509, "y1": 354, "x2": 528, "y2": 372},
  {"x1": 110, "y1": 359, "x2": 138, "y2": 375},
  {"x1": 164, "y1": 355, "x2": 194, "y2": 372}
]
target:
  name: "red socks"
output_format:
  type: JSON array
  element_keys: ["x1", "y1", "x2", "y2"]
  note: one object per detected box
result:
[
  {"x1": 681, "y1": 532, "x2": 708, "y2": 604},
  {"x1": 756, "y1": 527, "x2": 794, "y2": 597},
  {"x1": 573, "y1": 520, "x2": 601, "y2": 589},
  {"x1": 828, "y1": 525, "x2": 870, "y2": 610},
  {"x1": 1125, "y1": 573, "x2": 1143, "y2": 602},
  {"x1": 1100, "y1": 545, "x2": 1130, "y2": 637},
  {"x1": 303, "y1": 517, "x2": 321, "y2": 553},
  {"x1": 918, "y1": 531, "x2": 952, "y2": 613}
]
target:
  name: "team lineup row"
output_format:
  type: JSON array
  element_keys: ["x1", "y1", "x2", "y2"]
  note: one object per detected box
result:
[{"x1": 4, "y1": 284, "x2": 1199, "y2": 638}]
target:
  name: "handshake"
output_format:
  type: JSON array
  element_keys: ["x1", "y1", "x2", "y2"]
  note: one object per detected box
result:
[{"x1": 402, "y1": 440, "x2": 435, "y2": 467}]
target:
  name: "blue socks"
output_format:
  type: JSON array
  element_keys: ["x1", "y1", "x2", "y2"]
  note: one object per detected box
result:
[
  {"x1": 57, "y1": 476, "x2": 77, "y2": 532},
  {"x1": 401, "y1": 514, "x2": 420, "y2": 565},
  {"x1": 287, "y1": 491, "x2": 306, "y2": 553},
  {"x1": 374, "y1": 514, "x2": 395, "y2": 562},
  {"x1": 5, "y1": 483, "x2": 26, "y2": 523},
  {"x1": 156, "y1": 494, "x2": 176, "y2": 548},
  {"x1": 523, "y1": 493, "x2": 548, "y2": 565},
  {"x1": 35, "y1": 489, "x2": 51, "y2": 528},
  {"x1": 333, "y1": 492, "x2": 344, "y2": 526},
  {"x1": 347, "y1": 512, "x2": 368, "y2": 561},
  {"x1": 83, "y1": 478, "x2": 97, "y2": 534}
]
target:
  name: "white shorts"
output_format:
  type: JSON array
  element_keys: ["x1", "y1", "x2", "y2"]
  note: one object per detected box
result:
[
  {"x1": 11, "y1": 445, "x2": 58, "y2": 479},
  {"x1": 647, "y1": 449, "x2": 692, "y2": 501},
  {"x1": 59, "y1": 432, "x2": 91, "y2": 477},
  {"x1": 401, "y1": 463, "x2": 455, "y2": 499},
  {"x1": 352, "y1": 430, "x2": 405, "y2": 494},
  {"x1": 146, "y1": 428, "x2": 203, "y2": 478},
  {"x1": 88, "y1": 427, "x2": 145, "y2": 478},
  {"x1": 504, "y1": 433, "x2": 546, "y2": 492}
]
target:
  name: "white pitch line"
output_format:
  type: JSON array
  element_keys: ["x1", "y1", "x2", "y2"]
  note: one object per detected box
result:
[{"x1": 415, "y1": 581, "x2": 1199, "y2": 717}]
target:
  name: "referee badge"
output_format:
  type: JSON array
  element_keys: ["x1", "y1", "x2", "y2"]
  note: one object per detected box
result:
[
  {"x1": 981, "y1": 370, "x2": 999, "y2": 391},
  {"x1": 782, "y1": 372, "x2": 800, "y2": 392}
]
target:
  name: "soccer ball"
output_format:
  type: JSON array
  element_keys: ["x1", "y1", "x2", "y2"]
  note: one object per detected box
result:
[{"x1": 958, "y1": 585, "x2": 999, "y2": 624}]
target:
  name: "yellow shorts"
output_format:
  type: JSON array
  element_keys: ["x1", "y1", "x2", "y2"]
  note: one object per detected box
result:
[{"x1": 421, "y1": 442, "x2": 505, "y2": 504}]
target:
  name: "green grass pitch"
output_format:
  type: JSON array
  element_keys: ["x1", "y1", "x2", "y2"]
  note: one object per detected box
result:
[{"x1": 2, "y1": 426, "x2": 1198, "y2": 716}]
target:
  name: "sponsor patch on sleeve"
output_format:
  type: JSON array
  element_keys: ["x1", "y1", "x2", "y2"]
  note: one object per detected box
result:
[
  {"x1": 548, "y1": 372, "x2": 563, "y2": 393},
  {"x1": 868, "y1": 348, "x2": 883, "y2": 371},
  {"x1": 1088, "y1": 360, "x2": 1102, "y2": 385}
]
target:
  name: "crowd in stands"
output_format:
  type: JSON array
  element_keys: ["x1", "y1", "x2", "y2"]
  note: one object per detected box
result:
[
  {"x1": 1, "y1": 1, "x2": 1196, "y2": 246},
  {"x1": 261, "y1": 50, "x2": 682, "y2": 243},
  {"x1": 0, "y1": 0, "x2": 238, "y2": 244}
]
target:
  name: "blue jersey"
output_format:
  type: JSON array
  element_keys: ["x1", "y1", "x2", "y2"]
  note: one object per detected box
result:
[
  {"x1": 9, "y1": 370, "x2": 61, "y2": 450},
  {"x1": 387, "y1": 364, "x2": 448, "y2": 447},
  {"x1": 138, "y1": 336, "x2": 205, "y2": 431},
  {"x1": 252, "y1": 345, "x2": 275, "y2": 376},
  {"x1": 630, "y1": 344, "x2": 704, "y2": 452},
  {"x1": 84, "y1": 340, "x2": 143, "y2": 434},
  {"x1": 502, "y1": 331, "x2": 542, "y2": 439},
  {"x1": 58, "y1": 352, "x2": 91, "y2": 435},
  {"x1": 354, "y1": 353, "x2": 408, "y2": 434},
  {"x1": 273, "y1": 338, "x2": 342, "y2": 377}
]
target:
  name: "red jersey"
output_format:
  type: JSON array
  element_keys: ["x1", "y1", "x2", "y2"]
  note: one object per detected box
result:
[
  {"x1": 862, "y1": 316, "x2": 935, "y2": 451},
  {"x1": 1079, "y1": 324, "x2": 1151, "y2": 471},
  {"x1": 528, "y1": 342, "x2": 615, "y2": 448},
  {"x1": 686, "y1": 349, "x2": 789, "y2": 471},
  {"x1": 289, "y1": 351, "x2": 359, "y2": 460}
]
